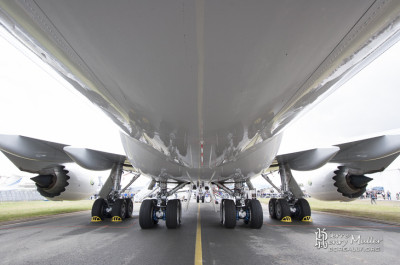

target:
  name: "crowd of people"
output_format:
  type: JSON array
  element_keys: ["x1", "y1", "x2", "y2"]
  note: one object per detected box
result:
[{"x1": 363, "y1": 190, "x2": 400, "y2": 204}]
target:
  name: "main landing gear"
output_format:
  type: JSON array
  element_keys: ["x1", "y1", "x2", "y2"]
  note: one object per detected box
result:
[
  {"x1": 215, "y1": 181, "x2": 263, "y2": 229},
  {"x1": 91, "y1": 163, "x2": 139, "y2": 222},
  {"x1": 262, "y1": 162, "x2": 312, "y2": 223},
  {"x1": 139, "y1": 180, "x2": 187, "y2": 229}
]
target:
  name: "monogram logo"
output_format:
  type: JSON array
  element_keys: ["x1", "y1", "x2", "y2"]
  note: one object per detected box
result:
[{"x1": 315, "y1": 228, "x2": 328, "y2": 249}]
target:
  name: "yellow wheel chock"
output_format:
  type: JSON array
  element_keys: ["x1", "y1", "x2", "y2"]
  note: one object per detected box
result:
[
  {"x1": 281, "y1": 216, "x2": 292, "y2": 222},
  {"x1": 112, "y1": 216, "x2": 122, "y2": 222},
  {"x1": 91, "y1": 216, "x2": 102, "y2": 222},
  {"x1": 302, "y1": 216, "x2": 312, "y2": 222}
]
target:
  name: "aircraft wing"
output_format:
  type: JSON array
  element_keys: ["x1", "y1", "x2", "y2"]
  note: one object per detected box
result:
[
  {"x1": 330, "y1": 135, "x2": 400, "y2": 174},
  {"x1": 269, "y1": 134, "x2": 400, "y2": 174},
  {"x1": 0, "y1": 134, "x2": 133, "y2": 200},
  {"x1": 0, "y1": 134, "x2": 128, "y2": 173},
  {"x1": 266, "y1": 134, "x2": 400, "y2": 201}
]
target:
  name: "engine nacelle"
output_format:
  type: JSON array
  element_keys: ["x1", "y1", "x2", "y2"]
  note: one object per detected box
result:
[
  {"x1": 31, "y1": 163, "x2": 107, "y2": 201},
  {"x1": 305, "y1": 164, "x2": 372, "y2": 201}
]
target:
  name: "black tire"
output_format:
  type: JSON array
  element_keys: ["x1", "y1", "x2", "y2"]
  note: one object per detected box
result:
[
  {"x1": 139, "y1": 199, "x2": 156, "y2": 229},
  {"x1": 112, "y1": 199, "x2": 127, "y2": 220},
  {"x1": 197, "y1": 196, "x2": 200, "y2": 203},
  {"x1": 220, "y1": 199, "x2": 226, "y2": 224},
  {"x1": 269, "y1": 198, "x2": 277, "y2": 219},
  {"x1": 125, "y1": 198, "x2": 134, "y2": 219},
  {"x1": 92, "y1": 198, "x2": 106, "y2": 220},
  {"x1": 222, "y1": 199, "x2": 236, "y2": 228},
  {"x1": 166, "y1": 199, "x2": 180, "y2": 229},
  {"x1": 275, "y1": 199, "x2": 291, "y2": 220},
  {"x1": 248, "y1": 199, "x2": 263, "y2": 229},
  {"x1": 202, "y1": 196, "x2": 205, "y2": 203},
  {"x1": 294, "y1": 198, "x2": 311, "y2": 220}
]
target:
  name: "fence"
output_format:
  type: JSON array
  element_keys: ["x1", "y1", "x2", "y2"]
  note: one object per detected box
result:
[{"x1": 0, "y1": 189, "x2": 45, "y2": 202}]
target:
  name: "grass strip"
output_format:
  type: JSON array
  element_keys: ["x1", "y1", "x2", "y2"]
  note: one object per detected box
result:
[
  {"x1": 0, "y1": 200, "x2": 93, "y2": 222},
  {"x1": 259, "y1": 198, "x2": 400, "y2": 224}
]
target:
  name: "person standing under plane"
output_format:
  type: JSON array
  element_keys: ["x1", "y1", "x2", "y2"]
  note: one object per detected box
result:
[{"x1": 371, "y1": 191, "x2": 377, "y2": 204}]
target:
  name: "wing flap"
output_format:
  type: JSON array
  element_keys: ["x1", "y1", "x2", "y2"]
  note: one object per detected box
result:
[
  {"x1": 277, "y1": 147, "x2": 340, "y2": 171},
  {"x1": 63, "y1": 147, "x2": 126, "y2": 171}
]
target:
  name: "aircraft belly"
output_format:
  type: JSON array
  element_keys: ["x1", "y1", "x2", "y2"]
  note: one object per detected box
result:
[
  {"x1": 2, "y1": 0, "x2": 380, "y2": 144},
  {"x1": 214, "y1": 133, "x2": 283, "y2": 181},
  {"x1": 121, "y1": 130, "x2": 282, "y2": 182},
  {"x1": 120, "y1": 132, "x2": 185, "y2": 180},
  {"x1": 1, "y1": 0, "x2": 400, "y2": 179}
]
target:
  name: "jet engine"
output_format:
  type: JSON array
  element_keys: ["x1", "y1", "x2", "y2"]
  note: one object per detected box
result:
[
  {"x1": 31, "y1": 163, "x2": 103, "y2": 200},
  {"x1": 332, "y1": 166, "x2": 372, "y2": 198},
  {"x1": 305, "y1": 164, "x2": 372, "y2": 201}
]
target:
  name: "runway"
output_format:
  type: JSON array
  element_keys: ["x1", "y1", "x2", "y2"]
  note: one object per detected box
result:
[{"x1": 0, "y1": 202, "x2": 399, "y2": 265}]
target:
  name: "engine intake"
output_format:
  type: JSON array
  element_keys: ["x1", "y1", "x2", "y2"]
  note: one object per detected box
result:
[{"x1": 333, "y1": 166, "x2": 372, "y2": 198}]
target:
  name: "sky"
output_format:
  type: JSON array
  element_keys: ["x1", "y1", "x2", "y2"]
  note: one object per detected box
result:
[{"x1": 1, "y1": 27, "x2": 400, "y2": 190}]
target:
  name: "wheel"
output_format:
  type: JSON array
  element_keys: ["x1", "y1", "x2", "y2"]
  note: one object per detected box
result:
[
  {"x1": 166, "y1": 199, "x2": 181, "y2": 229},
  {"x1": 197, "y1": 196, "x2": 200, "y2": 203},
  {"x1": 248, "y1": 199, "x2": 263, "y2": 229},
  {"x1": 112, "y1": 199, "x2": 127, "y2": 220},
  {"x1": 294, "y1": 198, "x2": 311, "y2": 220},
  {"x1": 125, "y1": 198, "x2": 134, "y2": 218},
  {"x1": 92, "y1": 198, "x2": 106, "y2": 220},
  {"x1": 139, "y1": 199, "x2": 156, "y2": 229},
  {"x1": 275, "y1": 199, "x2": 290, "y2": 220},
  {"x1": 201, "y1": 196, "x2": 205, "y2": 203},
  {"x1": 269, "y1": 198, "x2": 277, "y2": 219},
  {"x1": 222, "y1": 199, "x2": 236, "y2": 228}
]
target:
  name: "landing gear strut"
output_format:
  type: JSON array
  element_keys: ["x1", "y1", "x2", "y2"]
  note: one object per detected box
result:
[
  {"x1": 91, "y1": 163, "x2": 140, "y2": 222},
  {"x1": 262, "y1": 162, "x2": 312, "y2": 222},
  {"x1": 215, "y1": 180, "x2": 263, "y2": 229}
]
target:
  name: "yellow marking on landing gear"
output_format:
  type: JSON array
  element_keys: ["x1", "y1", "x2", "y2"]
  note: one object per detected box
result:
[
  {"x1": 112, "y1": 216, "x2": 122, "y2": 222},
  {"x1": 281, "y1": 216, "x2": 292, "y2": 222},
  {"x1": 302, "y1": 216, "x2": 312, "y2": 222},
  {"x1": 91, "y1": 216, "x2": 102, "y2": 222}
]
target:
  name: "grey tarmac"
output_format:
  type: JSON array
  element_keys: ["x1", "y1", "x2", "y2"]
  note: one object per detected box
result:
[{"x1": 0, "y1": 201, "x2": 398, "y2": 265}]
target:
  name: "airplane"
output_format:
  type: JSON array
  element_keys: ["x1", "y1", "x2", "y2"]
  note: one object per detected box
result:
[{"x1": 1, "y1": 1, "x2": 400, "y2": 229}]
